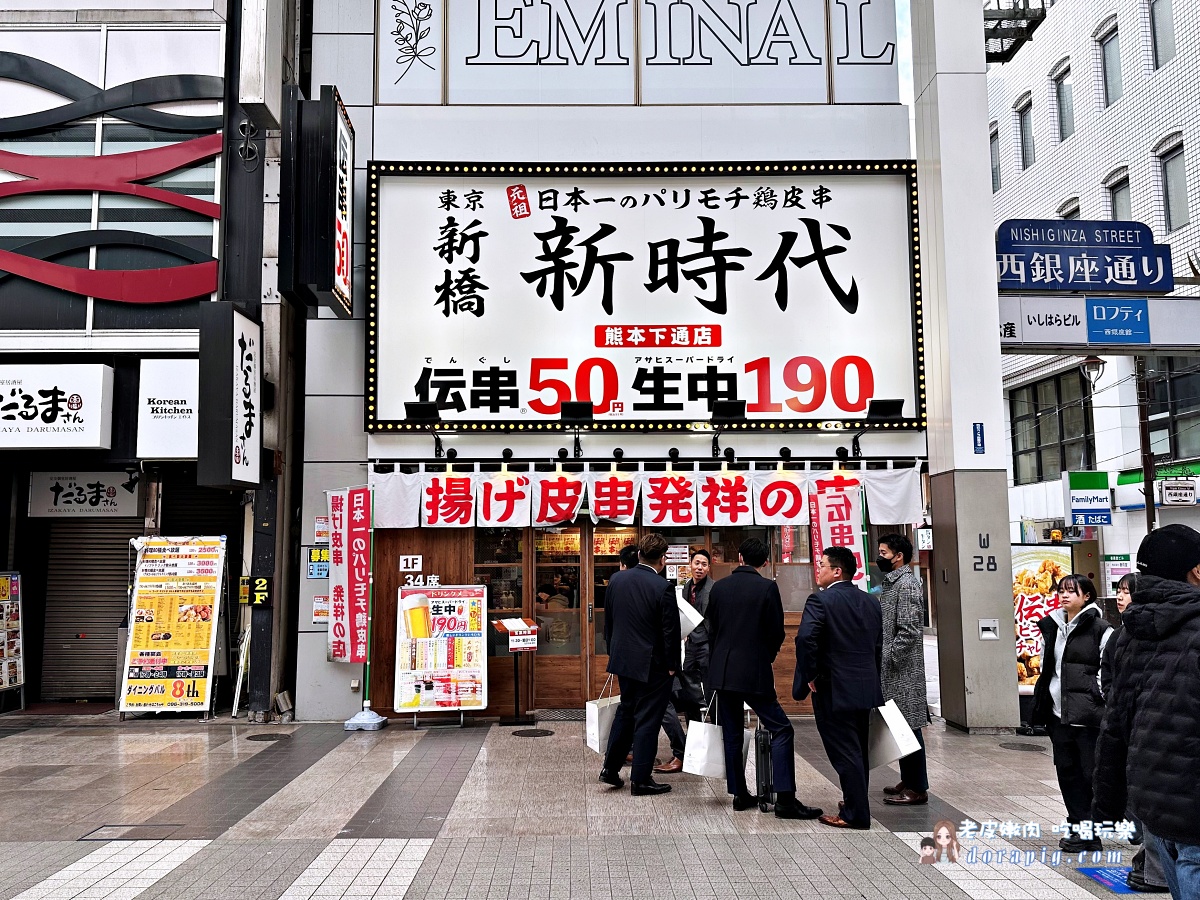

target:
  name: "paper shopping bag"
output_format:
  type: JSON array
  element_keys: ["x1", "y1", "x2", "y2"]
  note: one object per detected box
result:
[
  {"x1": 867, "y1": 699, "x2": 922, "y2": 768},
  {"x1": 682, "y1": 718, "x2": 726, "y2": 778},
  {"x1": 677, "y1": 597, "x2": 704, "y2": 638},
  {"x1": 585, "y1": 676, "x2": 621, "y2": 754}
]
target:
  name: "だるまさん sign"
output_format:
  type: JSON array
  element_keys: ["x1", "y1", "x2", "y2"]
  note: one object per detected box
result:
[
  {"x1": 996, "y1": 219, "x2": 1173, "y2": 294},
  {"x1": 29, "y1": 472, "x2": 139, "y2": 517},
  {"x1": 0, "y1": 364, "x2": 113, "y2": 449},
  {"x1": 368, "y1": 161, "x2": 922, "y2": 432},
  {"x1": 198, "y1": 304, "x2": 263, "y2": 489}
]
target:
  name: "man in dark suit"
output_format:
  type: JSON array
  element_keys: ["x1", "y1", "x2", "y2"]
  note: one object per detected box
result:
[
  {"x1": 794, "y1": 545, "x2": 884, "y2": 830},
  {"x1": 600, "y1": 533, "x2": 681, "y2": 796},
  {"x1": 708, "y1": 538, "x2": 823, "y2": 819}
]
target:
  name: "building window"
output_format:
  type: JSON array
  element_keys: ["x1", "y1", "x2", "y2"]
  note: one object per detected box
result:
[
  {"x1": 1059, "y1": 200, "x2": 1080, "y2": 220},
  {"x1": 1055, "y1": 69, "x2": 1075, "y2": 139},
  {"x1": 1010, "y1": 371, "x2": 1094, "y2": 486},
  {"x1": 1151, "y1": 0, "x2": 1176, "y2": 68},
  {"x1": 1017, "y1": 102, "x2": 1035, "y2": 170},
  {"x1": 990, "y1": 129, "x2": 1001, "y2": 192},
  {"x1": 1162, "y1": 145, "x2": 1188, "y2": 231},
  {"x1": 1109, "y1": 177, "x2": 1132, "y2": 220},
  {"x1": 1100, "y1": 30, "x2": 1122, "y2": 106},
  {"x1": 1147, "y1": 356, "x2": 1200, "y2": 462}
]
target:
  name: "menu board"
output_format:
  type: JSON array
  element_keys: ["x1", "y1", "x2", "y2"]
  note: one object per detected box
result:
[
  {"x1": 0, "y1": 573, "x2": 23, "y2": 691},
  {"x1": 394, "y1": 586, "x2": 487, "y2": 712},
  {"x1": 119, "y1": 537, "x2": 227, "y2": 712},
  {"x1": 1011, "y1": 544, "x2": 1072, "y2": 696}
]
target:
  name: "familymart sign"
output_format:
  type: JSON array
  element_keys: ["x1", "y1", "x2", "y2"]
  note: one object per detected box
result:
[{"x1": 1062, "y1": 471, "x2": 1112, "y2": 527}]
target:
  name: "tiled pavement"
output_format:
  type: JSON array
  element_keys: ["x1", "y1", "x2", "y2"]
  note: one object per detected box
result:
[{"x1": 0, "y1": 714, "x2": 1135, "y2": 900}]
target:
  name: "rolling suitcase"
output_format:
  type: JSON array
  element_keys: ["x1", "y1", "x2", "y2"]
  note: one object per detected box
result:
[{"x1": 754, "y1": 722, "x2": 774, "y2": 812}]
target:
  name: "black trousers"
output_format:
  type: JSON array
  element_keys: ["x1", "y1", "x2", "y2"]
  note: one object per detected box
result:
[
  {"x1": 813, "y1": 689, "x2": 871, "y2": 828},
  {"x1": 898, "y1": 727, "x2": 929, "y2": 793},
  {"x1": 1046, "y1": 717, "x2": 1098, "y2": 823},
  {"x1": 717, "y1": 689, "x2": 797, "y2": 796},
  {"x1": 602, "y1": 671, "x2": 673, "y2": 784}
]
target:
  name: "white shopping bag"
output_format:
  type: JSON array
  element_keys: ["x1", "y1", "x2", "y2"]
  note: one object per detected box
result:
[
  {"x1": 682, "y1": 696, "x2": 752, "y2": 778},
  {"x1": 677, "y1": 597, "x2": 704, "y2": 638},
  {"x1": 868, "y1": 699, "x2": 922, "y2": 769},
  {"x1": 585, "y1": 675, "x2": 621, "y2": 754}
]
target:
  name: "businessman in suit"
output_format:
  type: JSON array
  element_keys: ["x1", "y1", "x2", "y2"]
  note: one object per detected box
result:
[
  {"x1": 794, "y1": 545, "x2": 884, "y2": 829},
  {"x1": 600, "y1": 533, "x2": 681, "y2": 796},
  {"x1": 707, "y1": 537, "x2": 823, "y2": 819}
]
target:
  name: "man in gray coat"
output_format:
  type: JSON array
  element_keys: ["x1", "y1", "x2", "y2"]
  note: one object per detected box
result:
[{"x1": 876, "y1": 533, "x2": 931, "y2": 805}]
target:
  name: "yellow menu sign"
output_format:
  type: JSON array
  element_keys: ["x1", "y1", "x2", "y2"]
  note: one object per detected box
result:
[{"x1": 118, "y1": 537, "x2": 227, "y2": 712}]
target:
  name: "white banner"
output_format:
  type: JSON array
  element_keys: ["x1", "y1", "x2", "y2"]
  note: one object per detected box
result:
[
  {"x1": 697, "y1": 471, "x2": 754, "y2": 526},
  {"x1": 371, "y1": 165, "x2": 920, "y2": 431},
  {"x1": 585, "y1": 471, "x2": 640, "y2": 524},
  {"x1": 809, "y1": 473, "x2": 868, "y2": 588},
  {"x1": 477, "y1": 471, "x2": 532, "y2": 527},
  {"x1": 420, "y1": 471, "x2": 479, "y2": 527},
  {"x1": 137, "y1": 359, "x2": 199, "y2": 459},
  {"x1": 0, "y1": 364, "x2": 113, "y2": 449},
  {"x1": 29, "y1": 471, "x2": 139, "y2": 518},
  {"x1": 639, "y1": 471, "x2": 698, "y2": 527},
  {"x1": 531, "y1": 472, "x2": 587, "y2": 526},
  {"x1": 751, "y1": 469, "x2": 808, "y2": 525},
  {"x1": 861, "y1": 468, "x2": 922, "y2": 525},
  {"x1": 369, "y1": 470, "x2": 422, "y2": 528}
]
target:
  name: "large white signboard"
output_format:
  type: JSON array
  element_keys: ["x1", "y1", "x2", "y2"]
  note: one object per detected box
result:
[
  {"x1": 231, "y1": 309, "x2": 262, "y2": 484},
  {"x1": 0, "y1": 365, "x2": 113, "y2": 449},
  {"x1": 368, "y1": 161, "x2": 922, "y2": 431},
  {"x1": 137, "y1": 359, "x2": 199, "y2": 459},
  {"x1": 377, "y1": 0, "x2": 898, "y2": 105}
]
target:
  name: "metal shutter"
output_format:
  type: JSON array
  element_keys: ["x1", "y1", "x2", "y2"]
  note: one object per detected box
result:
[{"x1": 41, "y1": 518, "x2": 143, "y2": 699}]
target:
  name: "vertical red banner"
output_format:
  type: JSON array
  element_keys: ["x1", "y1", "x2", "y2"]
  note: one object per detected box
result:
[{"x1": 347, "y1": 486, "x2": 372, "y2": 664}]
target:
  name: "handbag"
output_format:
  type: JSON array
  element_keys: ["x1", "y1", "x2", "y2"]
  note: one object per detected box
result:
[
  {"x1": 677, "y1": 596, "x2": 704, "y2": 638},
  {"x1": 585, "y1": 675, "x2": 621, "y2": 754},
  {"x1": 867, "y1": 698, "x2": 922, "y2": 768},
  {"x1": 682, "y1": 694, "x2": 752, "y2": 778}
]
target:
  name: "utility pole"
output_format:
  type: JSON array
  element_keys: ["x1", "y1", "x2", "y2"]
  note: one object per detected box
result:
[{"x1": 1135, "y1": 355, "x2": 1156, "y2": 535}]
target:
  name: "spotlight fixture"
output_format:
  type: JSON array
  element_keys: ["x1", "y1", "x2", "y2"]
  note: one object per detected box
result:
[
  {"x1": 709, "y1": 399, "x2": 746, "y2": 458},
  {"x1": 852, "y1": 398, "x2": 905, "y2": 457},
  {"x1": 561, "y1": 401, "x2": 594, "y2": 458},
  {"x1": 405, "y1": 401, "x2": 444, "y2": 458}
]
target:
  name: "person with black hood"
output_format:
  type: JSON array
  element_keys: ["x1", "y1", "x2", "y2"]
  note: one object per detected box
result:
[
  {"x1": 1094, "y1": 524, "x2": 1200, "y2": 900},
  {"x1": 1030, "y1": 573, "x2": 1112, "y2": 854}
]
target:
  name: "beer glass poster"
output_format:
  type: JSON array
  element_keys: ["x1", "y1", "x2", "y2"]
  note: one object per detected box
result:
[
  {"x1": 395, "y1": 586, "x2": 486, "y2": 710},
  {"x1": 119, "y1": 537, "x2": 226, "y2": 712}
]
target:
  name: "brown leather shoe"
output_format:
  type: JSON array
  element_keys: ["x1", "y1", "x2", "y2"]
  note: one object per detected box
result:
[
  {"x1": 819, "y1": 814, "x2": 870, "y2": 830},
  {"x1": 624, "y1": 753, "x2": 634, "y2": 766},
  {"x1": 883, "y1": 789, "x2": 928, "y2": 806},
  {"x1": 653, "y1": 757, "x2": 684, "y2": 774},
  {"x1": 882, "y1": 781, "x2": 906, "y2": 796}
]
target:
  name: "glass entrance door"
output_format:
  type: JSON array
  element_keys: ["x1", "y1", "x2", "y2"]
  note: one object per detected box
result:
[
  {"x1": 532, "y1": 526, "x2": 585, "y2": 707},
  {"x1": 587, "y1": 526, "x2": 638, "y2": 699}
]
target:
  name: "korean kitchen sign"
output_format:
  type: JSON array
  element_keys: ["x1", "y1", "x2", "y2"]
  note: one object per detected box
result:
[
  {"x1": 0, "y1": 364, "x2": 113, "y2": 449},
  {"x1": 375, "y1": 0, "x2": 898, "y2": 105},
  {"x1": 368, "y1": 160, "x2": 923, "y2": 432},
  {"x1": 29, "y1": 471, "x2": 139, "y2": 517}
]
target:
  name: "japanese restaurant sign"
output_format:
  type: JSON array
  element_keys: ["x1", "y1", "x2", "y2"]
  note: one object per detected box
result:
[
  {"x1": 29, "y1": 471, "x2": 139, "y2": 518},
  {"x1": 1011, "y1": 544, "x2": 1071, "y2": 696},
  {"x1": 1, "y1": 573, "x2": 24, "y2": 692},
  {"x1": 586, "y1": 472, "x2": 641, "y2": 524},
  {"x1": 368, "y1": 162, "x2": 922, "y2": 432},
  {"x1": 808, "y1": 474, "x2": 868, "y2": 588},
  {"x1": 0, "y1": 364, "x2": 113, "y2": 449},
  {"x1": 119, "y1": 537, "x2": 226, "y2": 712},
  {"x1": 327, "y1": 486, "x2": 373, "y2": 663},
  {"x1": 395, "y1": 585, "x2": 487, "y2": 711}
]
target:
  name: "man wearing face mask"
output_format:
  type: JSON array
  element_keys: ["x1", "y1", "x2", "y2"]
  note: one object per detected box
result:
[{"x1": 875, "y1": 534, "x2": 931, "y2": 805}]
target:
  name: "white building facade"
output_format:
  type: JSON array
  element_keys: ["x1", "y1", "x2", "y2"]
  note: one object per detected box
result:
[{"x1": 988, "y1": 0, "x2": 1200, "y2": 575}]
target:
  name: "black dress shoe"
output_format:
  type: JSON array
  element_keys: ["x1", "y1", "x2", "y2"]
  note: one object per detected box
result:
[
  {"x1": 598, "y1": 769, "x2": 624, "y2": 788},
  {"x1": 775, "y1": 801, "x2": 823, "y2": 820},
  {"x1": 1059, "y1": 836, "x2": 1103, "y2": 853},
  {"x1": 630, "y1": 780, "x2": 672, "y2": 796},
  {"x1": 732, "y1": 793, "x2": 759, "y2": 811},
  {"x1": 1126, "y1": 872, "x2": 1170, "y2": 893}
]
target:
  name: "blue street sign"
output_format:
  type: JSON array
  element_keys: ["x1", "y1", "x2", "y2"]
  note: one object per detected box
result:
[
  {"x1": 972, "y1": 423, "x2": 985, "y2": 454},
  {"x1": 996, "y1": 219, "x2": 1173, "y2": 294},
  {"x1": 1086, "y1": 297, "x2": 1151, "y2": 344}
]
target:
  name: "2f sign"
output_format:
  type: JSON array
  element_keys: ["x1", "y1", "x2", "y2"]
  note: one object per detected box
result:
[{"x1": 251, "y1": 576, "x2": 272, "y2": 606}]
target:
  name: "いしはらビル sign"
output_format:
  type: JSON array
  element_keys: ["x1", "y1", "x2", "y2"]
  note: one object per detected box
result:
[
  {"x1": 996, "y1": 219, "x2": 1173, "y2": 294},
  {"x1": 367, "y1": 161, "x2": 923, "y2": 433}
]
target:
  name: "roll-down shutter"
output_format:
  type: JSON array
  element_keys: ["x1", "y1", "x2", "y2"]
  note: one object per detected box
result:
[{"x1": 41, "y1": 518, "x2": 143, "y2": 699}]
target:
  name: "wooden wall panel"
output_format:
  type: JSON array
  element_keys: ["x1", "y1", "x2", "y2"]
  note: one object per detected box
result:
[{"x1": 776, "y1": 613, "x2": 812, "y2": 715}]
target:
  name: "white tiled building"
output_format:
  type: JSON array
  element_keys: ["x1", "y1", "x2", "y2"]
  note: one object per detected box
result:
[{"x1": 988, "y1": 0, "x2": 1200, "y2": 566}]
